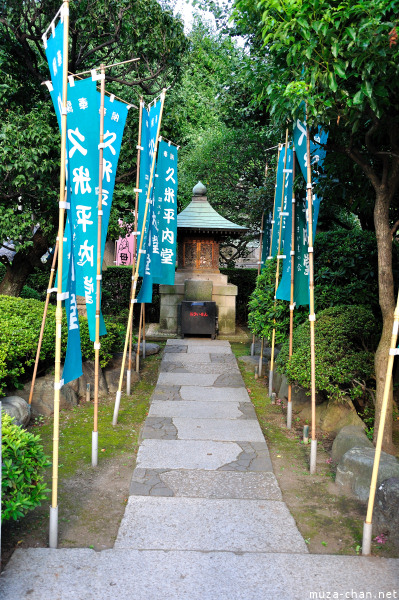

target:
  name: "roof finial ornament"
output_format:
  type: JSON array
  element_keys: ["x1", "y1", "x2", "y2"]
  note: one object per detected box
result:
[{"x1": 192, "y1": 181, "x2": 207, "y2": 196}]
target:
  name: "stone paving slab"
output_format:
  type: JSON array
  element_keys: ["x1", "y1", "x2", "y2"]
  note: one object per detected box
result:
[
  {"x1": 114, "y1": 496, "x2": 308, "y2": 554},
  {"x1": 166, "y1": 338, "x2": 231, "y2": 346},
  {"x1": 136, "y1": 439, "x2": 243, "y2": 470},
  {"x1": 149, "y1": 400, "x2": 244, "y2": 419},
  {"x1": 160, "y1": 362, "x2": 239, "y2": 374},
  {"x1": 158, "y1": 373, "x2": 219, "y2": 387},
  {"x1": 173, "y1": 417, "x2": 265, "y2": 442},
  {"x1": 162, "y1": 353, "x2": 212, "y2": 363},
  {"x1": 159, "y1": 470, "x2": 283, "y2": 500},
  {"x1": 187, "y1": 345, "x2": 232, "y2": 354},
  {"x1": 2, "y1": 549, "x2": 398, "y2": 600},
  {"x1": 180, "y1": 386, "x2": 251, "y2": 402}
]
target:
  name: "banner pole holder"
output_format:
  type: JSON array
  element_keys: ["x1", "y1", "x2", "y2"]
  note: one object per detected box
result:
[
  {"x1": 92, "y1": 63, "x2": 106, "y2": 468},
  {"x1": 49, "y1": 0, "x2": 70, "y2": 550},
  {"x1": 362, "y1": 297, "x2": 399, "y2": 554},
  {"x1": 127, "y1": 98, "x2": 143, "y2": 395},
  {"x1": 306, "y1": 118, "x2": 318, "y2": 474},
  {"x1": 28, "y1": 239, "x2": 59, "y2": 406},
  {"x1": 269, "y1": 130, "x2": 289, "y2": 398},
  {"x1": 287, "y1": 149, "x2": 296, "y2": 429},
  {"x1": 113, "y1": 90, "x2": 167, "y2": 426},
  {"x1": 251, "y1": 210, "x2": 265, "y2": 356}
]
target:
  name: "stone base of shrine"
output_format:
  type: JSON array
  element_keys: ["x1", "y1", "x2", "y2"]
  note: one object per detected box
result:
[{"x1": 159, "y1": 272, "x2": 237, "y2": 336}]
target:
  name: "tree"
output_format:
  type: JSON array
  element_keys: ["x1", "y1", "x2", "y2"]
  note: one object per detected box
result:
[
  {"x1": 162, "y1": 18, "x2": 280, "y2": 263},
  {"x1": 0, "y1": 0, "x2": 187, "y2": 295},
  {"x1": 232, "y1": 0, "x2": 399, "y2": 451}
]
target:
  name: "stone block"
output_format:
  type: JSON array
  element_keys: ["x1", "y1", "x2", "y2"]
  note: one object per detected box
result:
[
  {"x1": 1, "y1": 396, "x2": 31, "y2": 427},
  {"x1": 213, "y1": 294, "x2": 236, "y2": 309},
  {"x1": 133, "y1": 343, "x2": 160, "y2": 356},
  {"x1": 331, "y1": 425, "x2": 372, "y2": 463},
  {"x1": 374, "y1": 477, "x2": 399, "y2": 550},
  {"x1": 160, "y1": 304, "x2": 178, "y2": 320},
  {"x1": 336, "y1": 447, "x2": 399, "y2": 501},
  {"x1": 159, "y1": 284, "x2": 184, "y2": 295},
  {"x1": 212, "y1": 284, "x2": 238, "y2": 297},
  {"x1": 184, "y1": 280, "x2": 213, "y2": 301},
  {"x1": 217, "y1": 306, "x2": 236, "y2": 335},
  {"x1": 160, "y1": 294, "x2": 184, "y2": 307},
  {"x1": 79, "y1": 361, "x2": 108, "y2": 400}
]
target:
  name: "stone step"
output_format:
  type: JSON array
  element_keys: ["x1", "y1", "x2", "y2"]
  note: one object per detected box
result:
[
  {"x1": 128, "y1": 469, "x2": 283, "y2": 500},
  {"x1": 114, "y1": 496, "x2": 307, "y2": 554},
  {"x1": 2, "y1": 548, "x2": 398, "y2": 600}
]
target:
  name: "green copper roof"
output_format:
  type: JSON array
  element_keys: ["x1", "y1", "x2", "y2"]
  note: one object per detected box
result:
[{"x1": 177, "y1": 195, "x2": 247, "y2": 234}]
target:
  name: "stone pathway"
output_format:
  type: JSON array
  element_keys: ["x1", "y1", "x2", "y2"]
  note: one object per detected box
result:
[{"x1": 1, "y1": 339, "x2": 398, "y2": 599}]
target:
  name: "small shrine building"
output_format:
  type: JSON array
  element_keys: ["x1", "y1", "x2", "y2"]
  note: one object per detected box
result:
[{"x1": 159, "y1": 181, "x2": 247, "y2": 335}]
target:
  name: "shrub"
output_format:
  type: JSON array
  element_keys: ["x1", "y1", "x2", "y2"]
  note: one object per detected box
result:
[
  {"x1": 0, "y1": 296, "x2": 125, "y2": 394},
  {"x1": 247, "y1": 259, "x2": 308, "y2": 343},
  {"x1": 276, "y1": 305, "x2": 380, "y2": 402},
  {"x1": 1, "y1": 412, "x2": 51, "y2": 522},
  {"x1": 20, "y1": 286, "x2": 42, "y2": 301},
  {"x1": 314, "y1": 229, "x2": 384, "y2": 316}
]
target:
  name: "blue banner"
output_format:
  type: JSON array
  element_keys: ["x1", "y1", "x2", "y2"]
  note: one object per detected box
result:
[
  {"x1": 260, "y1": 212, "x2": 272, "y2": 272},
  {"x1": 270, "y1": 145, "x2": 293, "y2": 258},
  {"x1": 137, "y1": 101, "x2": 162, "y2": 274},
  {"x1": 45, "y1": 14, "x2": 83, "y2": 384},
  {"x1": 152, "y1": 141, "x2": 178, "y2": 285},
  {"x1": 276, "y1": 197, "x2": 310, "y2": 306},
  {"x1": 137, "y1": 141, "x2": 178, "y2": 302},
  {"x1": 293, "y1": 118, "x2": 328, "y2": 235}
]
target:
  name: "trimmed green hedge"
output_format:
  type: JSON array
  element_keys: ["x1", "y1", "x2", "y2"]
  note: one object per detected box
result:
[
  {"x1": 276, "y1": 305, "x2": 380, "y2": 403},
  {"x1": 0, "y1": 296, "x2": 124, "y2": 395},
  {"x1": 1, "y1": 413, "x2": 51, "y2": 522},
  {"x1": 0, "y1": 263, "x2": 258, "y2": 325}
]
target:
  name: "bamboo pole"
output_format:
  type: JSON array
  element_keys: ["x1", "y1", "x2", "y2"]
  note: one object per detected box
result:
[
  {"x1": 136, "y1": 303, "x2": 144, "y2": 373},
  {"x1": 49, "y1": 0, "x2": 69, "y2": 549},
  {"x1": 251, "y1": 211, "x2": 265, "y2": 356},
  {"x1": 126, "y1": 98, "x2": 143, "y2": 395},
  {"x1": 362, "y1": 293, "x2": 399, "y2": 554},
  {"x1": 306, "y1": 123, "x2": 317, "y2": 474},
  {"x1": 142, "y1": 304, "x2": 146, "y2": 359},
  {"x1": 268, "y1": 130, "x2": 289, "y2": 398},
  {"x1": 255, "y1": 148, "x2": 280, "y2": 375},
  {"x1": 28, "y1": 240, "x2": 59, "y2": 405},
  {"x1": 112, "y1": 90, "x2": 166, "y2": 426},
  {"x1": 91, "y1": 63, "x2": 106, "y2": 468},
  {"x1": 287, "y1": 150, "x2": 296, "y2": 429}
]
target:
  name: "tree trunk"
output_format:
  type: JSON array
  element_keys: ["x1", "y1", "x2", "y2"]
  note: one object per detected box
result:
[
  {"x1": 0, "y1": 229, "x2": 49, "y2": 297},
  {"x1": 373, "y1": 188, "x2": 396, "y2": 454}
]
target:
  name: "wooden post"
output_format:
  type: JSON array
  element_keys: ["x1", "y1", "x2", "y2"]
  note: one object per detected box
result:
[
  {"x1": 268, "y1": 129, "x2": 289, "y2": 398},
  {"x1": 28, "y1": 240, "x2": 59, "y2": 405},
  {"x1": 362, "y1": 291, "x2": 399, "y2": 554},
  {"x1": 49, "y1": 0, "x2": 69, "y2": 550},
  {"x1": 287, "y1": 150, "x2": 296, "y2": 429},
  {"x1": 251, "y1": 211, "x2": 265, "y2": 356},
  {"x1": 92, "y1": 63, "x2": 106, "y2": 468},
  {"x1": 127, "y1": 98, "x2": 143, "y2": 395},
  {"x1": 306, "y1": 123, "x2": 317, "y2": 474},
  {"x1": 113, "y1": 91, "x2": 166, "y2": 426},
  {"x1": 142, "y1": 304, "x2": 146, "y2": 359},
  {"x1": 136, "y1": 303, "x2": 144, "y2": 373}
]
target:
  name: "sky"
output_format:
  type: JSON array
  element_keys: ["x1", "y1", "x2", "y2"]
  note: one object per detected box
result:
[{"x1": 172, "y1": 0, "x2": 217, "y2": 33}]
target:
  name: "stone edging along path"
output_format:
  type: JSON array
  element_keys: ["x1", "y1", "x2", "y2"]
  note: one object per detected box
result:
[{"x1": 1, "y1": 339, "x2": 398, "y2": 600}]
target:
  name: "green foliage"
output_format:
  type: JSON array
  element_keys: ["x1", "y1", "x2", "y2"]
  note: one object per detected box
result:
[
  {"x1": 1, "y1": 412, "x2": 51, "y2": 522},
  {"x1": 20, "y1": 286, "x2": 41, "y2": 301},
  {"x1": 276, "y1": 306, "x2": 379, "y2": 402},
  {"x1": 0, "y1": 296, "x2": 124, "y2": 395},
  {"x1": 247, "y1": 259, "x2": 308, "y2": 343},
  {"x1": 248, "y1": 229, "x2": 386, "y2": 342},
  {"x1": 314, "y1": 229, "x2": 382, "y2": 315}
]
